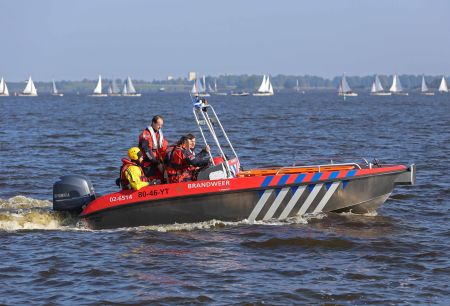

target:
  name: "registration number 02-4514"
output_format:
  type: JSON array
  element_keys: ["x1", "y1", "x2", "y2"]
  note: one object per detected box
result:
[{"x1": 109, "y1": 194, "x2": 133, "y2": 203}]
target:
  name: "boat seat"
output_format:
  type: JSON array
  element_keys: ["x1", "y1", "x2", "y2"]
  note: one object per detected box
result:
[{"x1": 197, "y1": 163, "x2": 227, "y2": 181}]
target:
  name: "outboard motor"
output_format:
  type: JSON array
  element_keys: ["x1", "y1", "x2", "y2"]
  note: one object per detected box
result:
[{"x1": 53, "y1": 175, "x2": 96, "y2": 213}]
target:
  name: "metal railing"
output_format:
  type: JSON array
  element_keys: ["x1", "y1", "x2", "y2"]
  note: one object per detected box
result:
[
  {"x1": 274, "y1": 162, "x2": 362, "y2": 175},
  {"x1": 192, "y1": 102, "x2": 239, "y2": 178}
]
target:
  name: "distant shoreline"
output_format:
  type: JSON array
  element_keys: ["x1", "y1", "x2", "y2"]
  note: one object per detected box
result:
[{"x1": 2, "y1": 74, "x2": 448, "y2": 93}]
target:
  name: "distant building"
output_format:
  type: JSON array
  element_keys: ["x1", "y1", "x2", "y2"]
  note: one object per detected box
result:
[
  {"x1": 188, "y1": 72, "x2": 196, "y2": 81},
  {"x1": 167, "y1": 75, "x2": 174, "y2": 81}
]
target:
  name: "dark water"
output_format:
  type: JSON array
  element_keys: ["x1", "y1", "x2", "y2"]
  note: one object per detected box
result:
[{"x1": 0, "y1": 93, "x2": 449, "y2": 304}]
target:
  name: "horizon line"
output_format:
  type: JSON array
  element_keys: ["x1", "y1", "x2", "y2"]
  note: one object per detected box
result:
[{"x1": 1, "y1": 73, "x2": 449, "y2": 83}]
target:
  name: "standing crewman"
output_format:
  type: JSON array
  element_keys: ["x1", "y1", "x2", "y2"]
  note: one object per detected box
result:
[
  {"x1": 166, "y1": 135, "x2": 211, "y2": 183},
  {"x1": 118, "y1": 147, "x2": 150, "y2": 191},
  {"x1": 138, "y1": 115, "x2": 168, "y2": 183}
]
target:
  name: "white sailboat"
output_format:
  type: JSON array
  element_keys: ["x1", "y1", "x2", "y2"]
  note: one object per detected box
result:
[
  {"x1": 370, "y1": 75, "x2": 391, "y2": 96},
  {"x1": 201, "y1": 75, "x2": 210, "y2": 97},
  {"x1": 90, "y1": 75, "x2": 107, "y2": 97},
  {"x1": 0, "y1": 77, "x2": 10, "y2": 96},
  {"x1": 52, "y1": 80, "x2": 63, "y2": 96},
  {"x1": 420, "y1": 75, "x2": 434, "y2": 96},
  {"x1": 389, "y1": 74, "x2": 408, "y2": 95},
  {"x1": 191, "y1": 77, "x2": 210, "y2": 97},
  {"x1": 296, "y1": 79, "x2": 305, "y2": 94},
  {"x1": 212, "y1": 79, "x2": 227, "y2": 96},
  {"x1": 438, "y1": 76, "x2": 448, "y2": 93},
  {"x1": 122, "y1": 81, "x2": 128, "y2": 95},
  {"x1": 19, "y1": 76, "x2": 38, "y2": 96},
  {"x1": 338, "y1": 74, "x2": 357, "y2": 97},
  {"x1": 108, "y1": 79, "x2": 121, "y2": 96},
  {"x1": 122, "y1": 76, "x2": 142, "y2": 97},
  {"x1": 253, "y1": 75, "x2": 274, "y2": 96},
  {"x1": 202, "y1": 76, "x2": 210, "y2": 96},
  {"x1": 230, "y1": 91, "x2": 250, "y2": 96}
]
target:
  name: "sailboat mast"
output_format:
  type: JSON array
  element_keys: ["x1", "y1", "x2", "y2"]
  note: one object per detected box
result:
[{"x1": 342, "y1": 74, "x2": 346, "y2": 101}]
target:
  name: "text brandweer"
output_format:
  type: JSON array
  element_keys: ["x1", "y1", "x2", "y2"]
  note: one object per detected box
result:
[{"x1": 187, "y1": 180, "x2": 230, "y2": 189}]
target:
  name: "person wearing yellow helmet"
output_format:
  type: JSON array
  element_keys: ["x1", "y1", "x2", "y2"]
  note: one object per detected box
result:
[{"x1": 117, "y1": 147, "x2": 150, "y2": 191}]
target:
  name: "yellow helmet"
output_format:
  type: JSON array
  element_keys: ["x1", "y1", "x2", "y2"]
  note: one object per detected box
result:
[{"x1": 128, "y1": 147, "x2": 142, "y2": 161}]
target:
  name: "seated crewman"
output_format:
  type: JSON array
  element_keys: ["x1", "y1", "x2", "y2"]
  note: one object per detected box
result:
[
  {"x1": 166, "y1": 135, "x2": 211, "y2": 183},
  {"x1": 118, "y1": 147, "x2": 150, "y2": 191},
  {"x1": 186, "y1": 133, "x2": 210, "y2": 158}
]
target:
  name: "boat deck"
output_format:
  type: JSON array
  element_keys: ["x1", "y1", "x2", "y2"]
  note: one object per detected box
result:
[{"x1": 238, "y1": 163, "x2": 360, "y2": 177}]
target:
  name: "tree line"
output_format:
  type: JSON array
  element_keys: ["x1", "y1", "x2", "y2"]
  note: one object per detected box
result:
[{"x1": 4, "y1": 74, "x2": 448, "y2": 93}]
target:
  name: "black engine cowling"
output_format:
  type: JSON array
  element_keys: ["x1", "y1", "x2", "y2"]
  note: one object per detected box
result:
[{"x1": 53, "y1": 175, "x2": 96, "y2": 213}]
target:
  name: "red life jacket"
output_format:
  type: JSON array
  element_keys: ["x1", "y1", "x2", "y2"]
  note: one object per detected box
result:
[
  {"x1": 119, "y1": 158, "x2": 147, "y2": 190},
  {"x1": 138, "y1": 127, "x2": 169, "y2": 162},
  {"x1": 166, "y1": 145, "x2": 196, "y2": 183}
]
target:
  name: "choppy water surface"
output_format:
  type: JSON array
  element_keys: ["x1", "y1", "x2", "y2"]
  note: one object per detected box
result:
[{"x1": 0, "y1": 93, "x2": 449, "y2": 304}]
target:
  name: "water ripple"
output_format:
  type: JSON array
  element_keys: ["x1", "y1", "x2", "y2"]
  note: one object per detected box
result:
[{"x1": 0, "y1": 93, "x2": 449, "y2": 304}]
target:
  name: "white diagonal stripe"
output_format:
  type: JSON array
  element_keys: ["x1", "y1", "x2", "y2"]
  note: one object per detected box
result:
[
  {"x1": 297, "y1": 184, "x2": 324, "y2": 216},
  {"x1": 248, "y1": 189, "x2": 274, "y2": 222},
  {"x1": 278, "y1": 186, "x2": 306, "y2": 220},
  {"x1": 313, "y1": 182, "x2": 340, "y2": 213},
  {"x1": 263, "y1": 187, "x2": 290, "y2": 220}
]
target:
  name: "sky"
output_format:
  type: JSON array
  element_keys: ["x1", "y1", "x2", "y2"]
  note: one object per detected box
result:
[{"x1": 1, "y1": 0, "x2": 449, "y2": 81}]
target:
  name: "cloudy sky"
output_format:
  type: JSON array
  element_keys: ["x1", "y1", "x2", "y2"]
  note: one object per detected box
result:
[{"x1": 1, "y1": 0, "x2": 449, "y2": 81}]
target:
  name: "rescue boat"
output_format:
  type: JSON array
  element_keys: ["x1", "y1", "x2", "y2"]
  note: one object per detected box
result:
[{"x1": 53, "y1": 101, "x2": 415, "y2": 229}]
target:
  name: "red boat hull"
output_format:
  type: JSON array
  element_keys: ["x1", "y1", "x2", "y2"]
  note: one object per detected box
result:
[{"x1": 80, "y1": 165, "x2": 411, "y2": 229}]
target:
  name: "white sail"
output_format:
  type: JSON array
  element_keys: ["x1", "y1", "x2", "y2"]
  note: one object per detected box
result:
[
  {"x1": 370, "y1": 82, "x2": 377, "y2": 93},
  {"x1": 257, "y1": 75, "x2": 268, "y2": 92},
  {"x1": 389, "y1": 74, "x2": 403, "y2": 92},
  {"x1": 107, "y1": 84, "x2": 113, "y2": 94},
  {"x1": 93, "y1": 75, "x2": 103, "y2": 94},
  {"x1": 52, "y1": 80, "x2": 58, "y2": 94},
  {"x1": 339, "y1": 75, "x2": 352, "y2": 93},
  {"x1": 122, "y1": 82, "x2": 128, "y2": 95},
  {"x1": 31, "y1": 79, "x2": 37, "y2": 95},
  {"x1": 374, "y1": 75, "x2": 384, "y2": 92},
  {"x1": 264, "y1": 76, "x2": 270, "y2": 92},
  {"x1": 127, "y1": 76, "x2": 136, "y2": 94},
  {"x1": 202, "y1": 75, "x2": 206, "y2": 93},
  {"x1": 0, "y1": 77, "x2": 9, "y2": 96},
  {"x1": 267, "y1": 76, "x2": 273, "y2": 94},
  {"x1": 208, "y1": 83, "x2": 213, "y2": 92},
  {"x1": 296, "y1": 79, "x2": 299, "y2": 92},
  {"x1": 439, "y1": 76, "x2": 448, "y2": 92},
  {"x1": 191, "y1": 82, "x2": 198, "y2": 94},
  {"x1": 23, "y1": 76, "x2": 37, "y2": 95},
  {"x1": 197, "y1": 78, "x2": 204, "y2": 93},
  {"x1": 268, "y1": 81, "x2": 274, "y2": 95},
  {"x1": 214, "y1": 79, "x2": 218, "y2": 92},
  {"x1": 112, "y1": 79, "x2": 118, "y2": 94},
  {"x1": 421, "y1": 76, "x2": 429, "y2": 92}
]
